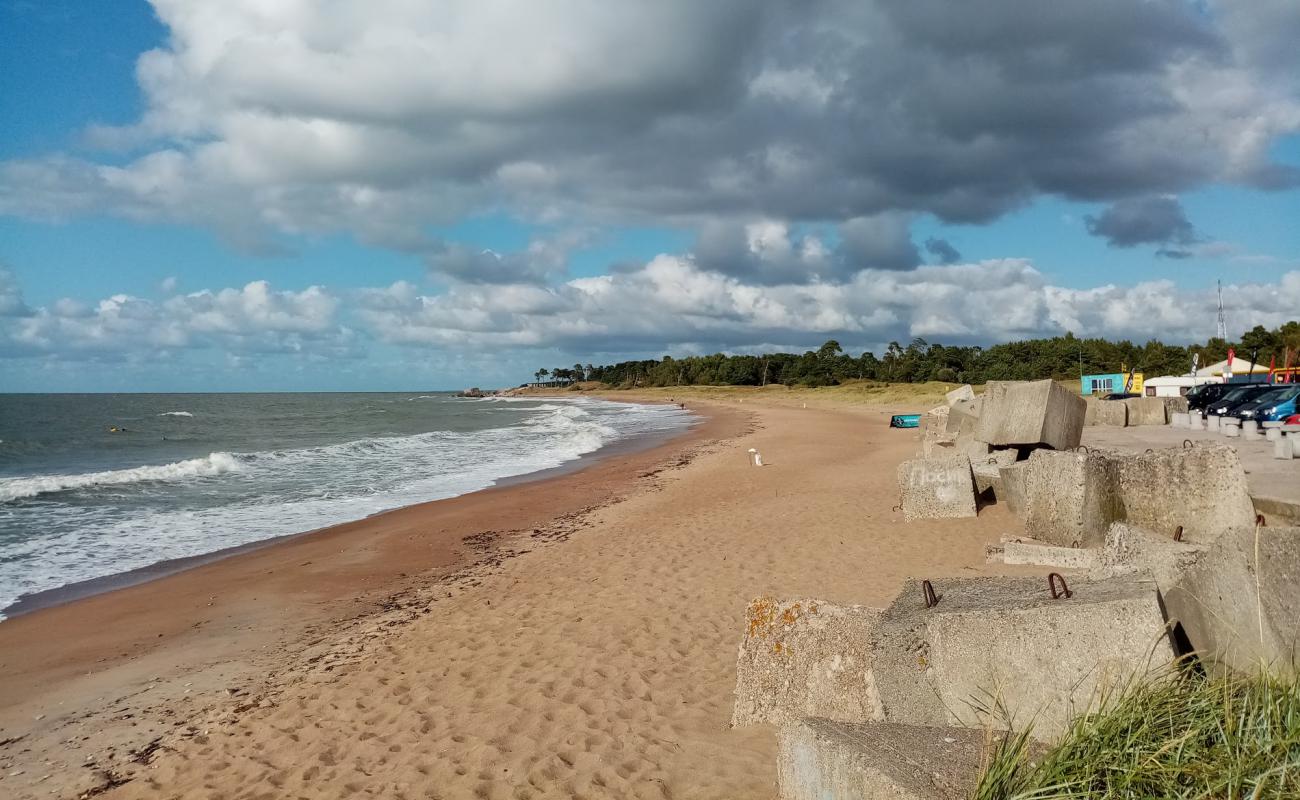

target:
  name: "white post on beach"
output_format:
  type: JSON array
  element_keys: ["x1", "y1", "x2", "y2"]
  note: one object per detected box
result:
[{"x1": 748, "y1": 448, "x2": 764, "y2": 467}]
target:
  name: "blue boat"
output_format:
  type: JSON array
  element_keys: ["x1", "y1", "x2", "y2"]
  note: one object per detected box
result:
[{"x1": 889, "y1": 413, "x2": 922, "y2": 429}]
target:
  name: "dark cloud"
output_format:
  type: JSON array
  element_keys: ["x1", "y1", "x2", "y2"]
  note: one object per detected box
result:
[
  {"x1": 924, "y1": 237, "x2": 962, "y2": 264},
  {"x1": 837, "y1": 215, "x2": 920, "y2": 271},
  {"x1": 1084, "y1": 195, "x2": 1199, "y2": 255},
  {"x1": 0, "y1": 0, "x2": 1297, "y2": 285}
]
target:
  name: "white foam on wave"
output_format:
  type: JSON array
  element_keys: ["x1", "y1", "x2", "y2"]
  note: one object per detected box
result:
[
  {"x1": 157, "y1": 411, "x2": 194, "y2": 417},
  {"x1": 0, "y1": 452, "x2": 243, "y2": 503},
  {"x1": 0, "y1": 398, "x2": 695, "y2": 617}
]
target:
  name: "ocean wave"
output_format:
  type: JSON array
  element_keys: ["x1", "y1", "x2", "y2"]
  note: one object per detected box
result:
[
  {"x1": 0, "y1": 452, "x2": 243, "y2": 503},
  {"x1": 157, "y1": 411, "x2": 194, "y2": 417}
]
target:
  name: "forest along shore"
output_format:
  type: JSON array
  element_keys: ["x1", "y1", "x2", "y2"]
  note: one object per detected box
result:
[{"x1": 2, "y1": 393, "x2": 1030, "y2": 800}]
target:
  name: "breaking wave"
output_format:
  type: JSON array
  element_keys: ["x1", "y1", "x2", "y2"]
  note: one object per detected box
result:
[
  {"x1": 157, "y1": 411, "x2": 194, "y2": 417},
  {"x1": 0, "y1": 453, "x2": 243, "y2": 503}
]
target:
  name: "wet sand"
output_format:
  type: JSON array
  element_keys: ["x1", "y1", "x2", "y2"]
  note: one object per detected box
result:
[{"x1": 0, "y1": 397, "x2": 1026, "y2": 799}]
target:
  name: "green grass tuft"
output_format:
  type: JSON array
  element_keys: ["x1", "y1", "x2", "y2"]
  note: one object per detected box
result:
[{"x1": 973, "y1": 668, "x2": 1300, "y2": 799}]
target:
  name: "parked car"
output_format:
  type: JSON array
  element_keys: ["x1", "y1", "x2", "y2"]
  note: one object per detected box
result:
[
  {"x1": 1186, "y1": 382, "x2": 1233, "y2": 412},
  {"x1": 1100, "y1": 392, "x2": 1141, "y2": 401},
  {"x1": 1205, "y1": 385, "x2": 1275, "y2": 419},
  {"x1": 1236, "y1": 385, "x2": 1300, "y2": 424}
]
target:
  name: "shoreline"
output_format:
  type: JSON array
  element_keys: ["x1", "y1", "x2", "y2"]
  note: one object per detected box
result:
[
  {"x1": 1, "y1": 402, "x2": 700, "y2": 620},
  {"x1": 0, "y1": 401, "x2": 749, "y2": 799}
]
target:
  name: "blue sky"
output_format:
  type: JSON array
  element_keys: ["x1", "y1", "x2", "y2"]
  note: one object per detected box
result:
[{"x1": 1, "y1": 1, "x2": 1298, "y2": 391}]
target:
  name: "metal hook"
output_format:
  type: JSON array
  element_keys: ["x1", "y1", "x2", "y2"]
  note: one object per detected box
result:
[
  {"x1": 921, "y1": 580, "x2": 939, "y2": 609},
  {"x1": 1048, "y1": 572, "x2": 1072, "y2": 600},
  {"x1": 1173, "y1": 525, "x2": 1184, "y2": 542}
]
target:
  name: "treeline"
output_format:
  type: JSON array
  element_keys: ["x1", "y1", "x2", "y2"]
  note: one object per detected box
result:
[{"x1": 540, "y1": 322, "x2": 1300, "y2": 388}]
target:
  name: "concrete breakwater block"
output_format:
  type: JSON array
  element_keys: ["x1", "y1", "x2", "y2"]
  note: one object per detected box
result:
[
  {"x1": 972, "y1": 449, "x2": 1019, "y2": 496},
  {"x1": 1162, "y1": 526, "x2": 1300, "y2": 677},
  {"x1": 777, "y1": 719, "x2": 988, "y2": 800},
  {"x1": 1085, "y1": 398, "x2": 1128, "y2": 427},
  {"x1": 732, "y1": 598, "x2": 885, "y2": 727},
  {"x1": 1124, "y1": 396, "x2": 1169, "y2": 426},
  {"x1": 976, "y1": 380, "x2": 1085, "y2": 450},
  {"x1": 923, "y1": 404, "x2": 950, "y2": 434},
  {"x1": 945, "y1": 384, "x2": 975, "y2": 407},
  {"x1": 897, "y1": 455, "x2": 977, "y2": 520},
  {"x1": 1017, "y1": 450, "x2": 1118, "y2": 548},
  {"x1": 873, "y1": 577, "x2": 1173, "y2": 740},
  {"x1": 1089, "y1": 523, "x2": 1209, "y2": 587},
  {"x1": 1171, "y1": 412, "x2": 1191, "y2": 428},
  {"x1": 1112, "y1": 445, "x2": 1256, "y2": 542},
  {"x1": 997, "y1": 461, "x2": 1030, "y2": 517},
  {"x1": 944, "y1": 398, "x2": 981, "y2": 437},
  {"x1": 991, "y1": 538, "x2": 1101, "y2": 570}
]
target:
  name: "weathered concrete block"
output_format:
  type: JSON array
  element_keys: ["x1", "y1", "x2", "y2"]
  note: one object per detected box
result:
[
  {"x1": 997, "y1": 462, "x2": 1030, "y2": 517},
  {"x1": 944, "y1": 398, "x2": 981, "y2": 437},
  {"x1": 1111, "y1": 445, "x2": 1256, "y2": 543},
  {"x1": 993, "y1": 538, "x2": 1100, "y2": 570},
  {"x1": 1207, "y1": 414, "x2": 1221, "y2": 432},
  {"x1": 923, "y1": 404, "x2": 950, "y2": 434},
  {"x1": 921, "y1": 429, "x2": 957, "y2": 458},
  {"x1": 777, "y1": 719, "x2": 988, "y2": 800},
  {"x1": 1162, "y1": 526, "x2": 1300, "y2": 676},
  {"x1": 732, "y1": 598, "x2": 885, "y2": 727},
  {"x1": 945, "y1": 384, "x2": 975, "y2": 407},
  {"x1": 1124, "y1": 396, "x2": 1168, "y2": 426},
  {"x1": 1171, "y1": 412, "x2": 1190, "y2": 428},
  {"x1": 897, "y1": 455, "x2": 977, "y2": 521},
  {"x1": 1089, "y1": 523, "x2": 1209, "y2": 587},
  {"x1": 1163, "y1": 396, "x2": 1190, "y2": 415},
  {"x1": 1222, "y1": 423, "x2": 1241, "y2": 438},
  {"x1": 1018, "y1": 450, "x2": 1118, "y2": 547},
  {"x1": 976, "y1": 380, "x2": 1085, "y2": 450},
  {"x1": 1093, "y1": 400, "x2": 1129, "y2": 427},
  {"x1": 873, "y1": 577, "x2": 1173, "y2": 740},
  {"x1": 971, "y1": 449, "x2": 1019, "y2": 497}
]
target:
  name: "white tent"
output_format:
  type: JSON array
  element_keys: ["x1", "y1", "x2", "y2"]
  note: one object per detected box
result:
[
  {"x1": 1194, "y1": 358, "x2": 1269, "y2": 378},
  {"x1": 1144, "y1": 359, "x2": 1271, "y2": 397}
]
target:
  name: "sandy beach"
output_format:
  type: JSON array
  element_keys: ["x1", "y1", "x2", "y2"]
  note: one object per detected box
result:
[{"x1": 0, "y1": 395, "x2": 1032, "y2": 799}]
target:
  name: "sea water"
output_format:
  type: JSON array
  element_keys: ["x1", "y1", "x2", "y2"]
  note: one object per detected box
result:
[{"x1": 0, "y1": 393, "x2": 694, "y2": 618}]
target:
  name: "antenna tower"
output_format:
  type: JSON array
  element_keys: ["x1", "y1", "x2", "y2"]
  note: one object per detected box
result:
[{"x1": 1216, "y1": 280, "x2": 1228, "y2": 341}]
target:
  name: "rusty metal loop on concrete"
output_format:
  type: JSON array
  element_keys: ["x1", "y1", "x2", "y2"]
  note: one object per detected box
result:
[
  {"x1": 1256, "y1": 514, "x2": 1267, "y2": 527},
  {"x1": 921, "y1": 580, "x2": 939, "y2": 609},
  {"x1": 1073, "y1": 445, "x2": 1091, "y2": 454},
  {"x1": 1173, "y1": 525, "x2": 1184, "y2": 542},
  {"x1": 892, "y1": 503, "x2": 903, "y2": 512},
  {"x1": 1047, "y1": 572, "x2": 1073, "y2": 600},
  {"x1": 1183, "y1": 439, "x2": 1194, "y2": 449},
  {"x1": 1144, "y1": 448, "x2": 1155, "y2": 454}
]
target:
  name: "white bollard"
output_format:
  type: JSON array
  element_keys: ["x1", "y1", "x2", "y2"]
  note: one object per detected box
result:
[
  {"x1": 1171, "y1": 412, "x2": 1190, "y2": 428},
  {"x1": 1274, "y1": 436, "x2": 1296, "y2": 460},
  {"x1": 1207, "y1": 415, "x2": 1220, "y2": 432}
]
